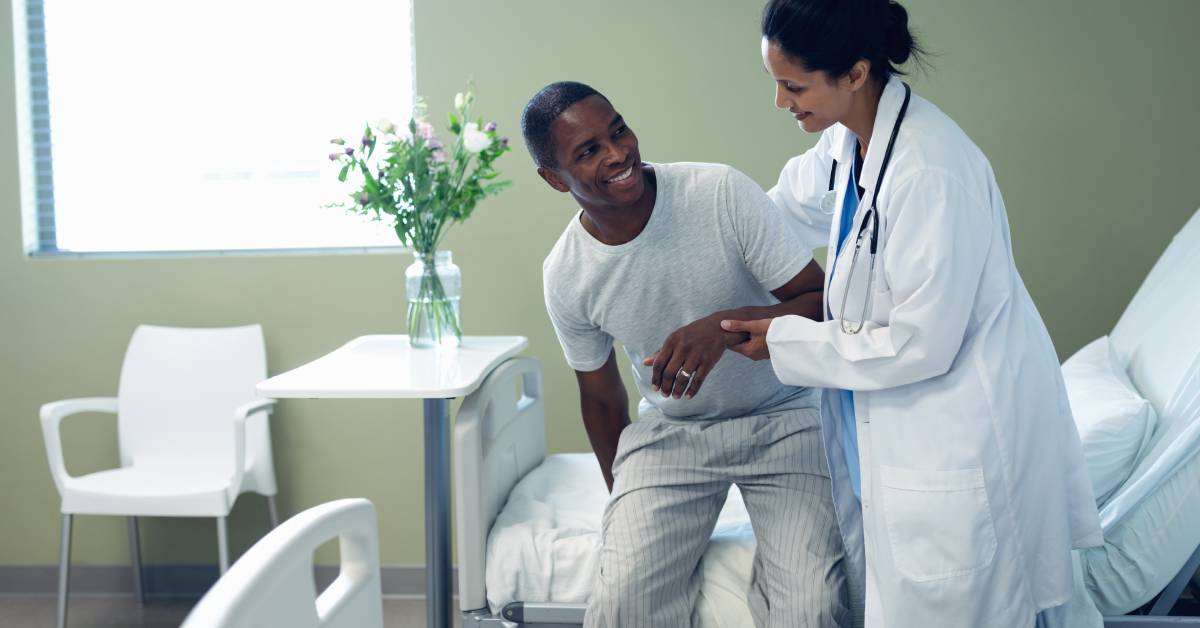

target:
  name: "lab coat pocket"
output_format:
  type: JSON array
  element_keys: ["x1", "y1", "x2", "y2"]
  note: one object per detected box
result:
[{"x1": 880, "y1": 465, "x2": 998, "y2": 583}]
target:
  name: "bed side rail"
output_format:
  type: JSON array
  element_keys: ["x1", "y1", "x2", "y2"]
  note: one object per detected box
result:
[
  {"x1": 1104, "y1": 618, "x2": 1200, "y2": 626},
  {"x1": 454, "y1": 357, "x2": 547, "y2": 614}
]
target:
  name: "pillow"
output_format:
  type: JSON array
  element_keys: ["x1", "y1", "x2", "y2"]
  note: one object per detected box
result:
[{"x1": 1062, "y1": 336, "x2": 1158, "y2": 506}]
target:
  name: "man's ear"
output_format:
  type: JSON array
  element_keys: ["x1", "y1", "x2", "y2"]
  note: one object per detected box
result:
[{"x1": 537, "y1": 166, "x2": 571, "y2": 193}]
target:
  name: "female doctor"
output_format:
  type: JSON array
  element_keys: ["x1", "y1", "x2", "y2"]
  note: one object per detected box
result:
[{"x1": 721, "y1": 0, "x2": 1103, "y2": 626}]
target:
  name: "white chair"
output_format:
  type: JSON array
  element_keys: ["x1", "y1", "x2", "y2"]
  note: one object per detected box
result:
[
  {"x1": 181, "y1": 498, "x2": 384, "y2": 628},
  {"x1": 39, "y1": 324, "x2": 279, "y2": 628}
]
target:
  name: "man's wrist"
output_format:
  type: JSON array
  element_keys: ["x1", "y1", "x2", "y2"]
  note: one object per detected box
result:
[{"x1": 711, "y1": 306, "x2": 752, "y2": 322}]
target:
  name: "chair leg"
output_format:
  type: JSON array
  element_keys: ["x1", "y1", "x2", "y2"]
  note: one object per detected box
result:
[
  {"x1": 128, "y1": 517, "x2": 145, "y2": 607},
  {"x1": 216, "y1": 517, "x2": 230, "y2": 574},
  {"x1": 267, "y1": 495, "x2": 280, "y2": 528},
  {"x1": 57, "y1": 514, "x2": 72, "y2": 628}
]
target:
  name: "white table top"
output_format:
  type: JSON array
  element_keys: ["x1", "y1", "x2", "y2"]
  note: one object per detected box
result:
[{"x1": 257, "y1": 335, "x2": 528, "y2": 399}]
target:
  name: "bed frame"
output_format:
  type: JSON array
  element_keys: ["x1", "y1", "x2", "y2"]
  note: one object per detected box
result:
[
  {"x1": 453, "y1": 357, "x2": 587, "y2": 626},
  {"x1": 450, "y1": 358, "x2": 1199, "y2": 626}
]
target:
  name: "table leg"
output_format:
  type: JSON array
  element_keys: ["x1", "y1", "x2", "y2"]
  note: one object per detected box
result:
[{"x1": 423, "y1": 398, "x2": 453, "y2": 628}]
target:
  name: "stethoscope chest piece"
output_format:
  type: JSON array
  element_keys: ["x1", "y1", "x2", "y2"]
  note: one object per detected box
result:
[{"x1": 820, "y1": 189, "x2": 837, "y2": 212}]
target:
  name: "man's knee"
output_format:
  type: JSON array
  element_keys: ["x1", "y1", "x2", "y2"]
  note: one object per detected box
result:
[{"x1": 749, "y1": 561, "x2": 851, "y2": 628}]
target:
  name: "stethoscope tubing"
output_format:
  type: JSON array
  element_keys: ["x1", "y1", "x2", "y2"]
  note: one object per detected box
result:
[{"x1": 832, "y1": 82, "x2": 912, "y2": 335}]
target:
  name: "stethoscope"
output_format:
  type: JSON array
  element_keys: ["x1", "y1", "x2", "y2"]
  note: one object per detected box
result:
[{"x1": 820, "y1": 82, "x2": 912, "y2": 335}]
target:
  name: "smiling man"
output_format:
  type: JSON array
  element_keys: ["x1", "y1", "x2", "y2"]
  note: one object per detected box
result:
[{"x1": 523, "y1": 81, "x2": 849, "y2": 628}]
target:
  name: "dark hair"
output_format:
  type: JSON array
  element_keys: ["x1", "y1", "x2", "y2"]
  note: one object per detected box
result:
[
  {"x1": 761, "y1": 0, "x2": 926, "y2": 83},
  {"x1": 520, "y1": 81, "x2": 608, "y2": 168}
]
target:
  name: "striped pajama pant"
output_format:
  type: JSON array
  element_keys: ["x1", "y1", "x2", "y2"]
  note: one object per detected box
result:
[{"x1": 586, "y1": 407, "x2": 851, "y2": 628}]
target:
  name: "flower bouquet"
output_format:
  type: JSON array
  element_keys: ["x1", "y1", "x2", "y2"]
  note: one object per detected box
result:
[{"x1": 328, "y1": 87, "x2": 511, "y2": 346}]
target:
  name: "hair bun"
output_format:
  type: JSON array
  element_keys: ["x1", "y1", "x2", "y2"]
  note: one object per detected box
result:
[{"x1": 885, "y1": 1, "x2": 915, "y2": 65}]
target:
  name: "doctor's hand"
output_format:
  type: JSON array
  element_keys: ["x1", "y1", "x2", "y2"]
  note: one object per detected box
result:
[
  {"x1": 720, "y1": 318, "x2": 772, "y2": 361},
  {"x1": 642, "y1": 315, "x2": 742, "y2": 400}
]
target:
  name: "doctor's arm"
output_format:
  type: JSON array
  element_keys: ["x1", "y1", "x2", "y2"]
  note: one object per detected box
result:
[
  {"x1": 644, "y1": 260, "x2": 825, "y2": 399},
  {"x1": 575, "y1": 350, "x2": 631, "y2": 492},
  {"x1": 727, "y1": 169, "x2": 993, "y2": 390}
]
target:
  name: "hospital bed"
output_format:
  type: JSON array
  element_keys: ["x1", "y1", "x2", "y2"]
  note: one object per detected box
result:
[
  {"x1": 453, "y1": 209, "x2": 1200, "y2": 627},
  {"x1": 1079, "y1": 208, "x2": 1200, "y2": 626}
]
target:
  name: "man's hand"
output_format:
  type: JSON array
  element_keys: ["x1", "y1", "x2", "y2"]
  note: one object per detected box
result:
[
  {"x1": 642, "y1": 315, "x2": 743, "y2": 400},
  {"x1": 721, "y1": 318, "x2": 773, "y2": 361}
]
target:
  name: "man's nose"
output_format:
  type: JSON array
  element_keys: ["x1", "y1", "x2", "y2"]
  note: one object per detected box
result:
[{"x1": 601, "y1": 142, "x2": 626, "y2": 166}]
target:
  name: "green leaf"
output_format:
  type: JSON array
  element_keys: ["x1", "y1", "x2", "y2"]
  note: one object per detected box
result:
[
  {"x1": 338, "y1": 163, "x2": 350, "y2": 182},
  {"x1": 483, "y1": 181, "x2": 512, "y2": 194}
]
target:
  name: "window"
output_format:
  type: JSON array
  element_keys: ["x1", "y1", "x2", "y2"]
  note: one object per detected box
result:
[{"x1": 14, "y1": 0, "x2": 413, "y2": 256}]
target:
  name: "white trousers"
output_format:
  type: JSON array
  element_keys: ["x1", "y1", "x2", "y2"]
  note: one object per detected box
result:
[{"x1": 585, "y1": 407, "x2": 851, "y2": 628}]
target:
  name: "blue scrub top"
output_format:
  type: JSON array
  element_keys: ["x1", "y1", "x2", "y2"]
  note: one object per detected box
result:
[{"x1": 830, "y1": 151, "x2": 863, "y2": 500}]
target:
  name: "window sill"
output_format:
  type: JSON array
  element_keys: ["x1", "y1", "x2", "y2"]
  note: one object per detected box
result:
[{"x1": 26, "y1": 245, "x2": 410, "y2": 261}]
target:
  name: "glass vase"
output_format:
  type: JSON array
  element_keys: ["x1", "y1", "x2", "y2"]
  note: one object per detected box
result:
[{"x1": 405, "y1": 250, "x2": 461, "y2": 348}]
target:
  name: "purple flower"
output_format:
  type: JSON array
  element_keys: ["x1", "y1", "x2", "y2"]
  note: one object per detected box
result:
[
  {"x1": 432, "y1": 149, "x2": 447, "y2": 164},
  {"x1": 328, "y1": 152, "x2": 341, "y2": 161},
  {"x1": 416, "y1": 121, "x2": 437, "y2": 141},
  {"x1": 358, "y1": 192, "x2": 370, "y2": 205},
  {"x1": 427, "y1": 139, "x2": 444, "y2": 151},
  {"x1": 484, "y1": 122, "x2": 497, "y2": 133},
  {"x1": 344, "y1": 147, "x2": 355, "y2": 156},
  {"x1": 499, "y1": 137, "x2": 509, "y2": 148}
]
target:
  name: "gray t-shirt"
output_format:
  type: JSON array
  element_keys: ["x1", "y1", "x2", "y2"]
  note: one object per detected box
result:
[{"x1": 542, "y1": 162, "x2": 817, "y2": 420}]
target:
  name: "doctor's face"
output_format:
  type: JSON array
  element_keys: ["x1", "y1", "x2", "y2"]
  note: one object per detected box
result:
[
  {"x1": 762, "y1": 38, "x2": 854, "y2": 134},
  {"x1": 537, "y1": 95, "x2": 646, "y2": 210}
]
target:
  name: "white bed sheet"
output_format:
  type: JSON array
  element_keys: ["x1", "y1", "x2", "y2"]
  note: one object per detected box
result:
[
  {"x1": 1080, "y1": 210, "x2": 1200, "y2": 614},
  {"x1": 485, "y1": 453, "x2": 759, "y2": 626}
]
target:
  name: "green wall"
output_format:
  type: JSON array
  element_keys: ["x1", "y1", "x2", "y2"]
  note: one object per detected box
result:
[{"x1": 2, "y1": 0, "x2": 1197, "y2": 568}]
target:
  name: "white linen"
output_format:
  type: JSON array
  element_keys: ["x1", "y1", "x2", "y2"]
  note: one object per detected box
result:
[
  {"x1": 1078, "y1": 209, "x2": 1200, "y2": 614},
  {"x1": 1062, "y1": 336, "x2": 1157, "y2": 505},
  {"x1": 1102, "y1": 209, "x2": 1200, "y2": 530},
  {"x1": 485, "y1": 453, "x2": 758, "y2": 627},
  {"x1": 1082, "y1": 446, "x2": 1200, "y2": 614}
]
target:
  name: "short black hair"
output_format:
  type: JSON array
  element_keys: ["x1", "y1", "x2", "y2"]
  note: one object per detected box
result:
[{"x1": 520, "y1": 81, "x2": 608, "y2": 168}]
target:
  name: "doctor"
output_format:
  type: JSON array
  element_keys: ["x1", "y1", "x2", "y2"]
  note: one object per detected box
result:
[{"x1": 720, "y1": 0, "x2": 1103, "y2": 626}]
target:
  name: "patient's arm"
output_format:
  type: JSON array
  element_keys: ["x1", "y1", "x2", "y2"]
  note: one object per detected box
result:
[
  {"x1": 722, "y1": 258, "x2": 825, "y2": 322},
  {"x1": 576, "y1": 349, "x2": 632, "y2": 492},
  {"x1": 645, "y1": 259, "x2": 825, "y2": 397}
]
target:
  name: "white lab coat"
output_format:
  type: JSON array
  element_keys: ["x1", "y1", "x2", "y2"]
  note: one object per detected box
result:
[{"x1": 765, "y1": 76, "x2": 1104, "y2": 628}]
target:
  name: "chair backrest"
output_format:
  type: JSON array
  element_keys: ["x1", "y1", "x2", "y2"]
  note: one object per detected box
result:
[
  {"x1": 1110, "y1": 209, "x2": 1200, "y2": 451},
  {"x1": 117, "y1": 324, "x2": 267, "y2": 471},
  {"x1": 453, "y1": 357, "x2": 546, "y2": 613},
  {"x1": 181, "y1": 498, "x2": 383, "y2": 628}
]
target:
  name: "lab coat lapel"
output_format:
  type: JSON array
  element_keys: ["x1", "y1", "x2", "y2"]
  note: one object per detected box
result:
[{"x1": 823, "y1": 125, "x2": 857, "y2": 312}]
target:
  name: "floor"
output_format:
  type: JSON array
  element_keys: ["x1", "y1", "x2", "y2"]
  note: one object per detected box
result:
[{"x1": 0, "y1": 595, "x2": 464, "y2": 628}]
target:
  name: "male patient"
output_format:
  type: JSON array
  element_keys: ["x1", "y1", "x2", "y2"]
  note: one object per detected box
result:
[{"x1": 523, "y1": 81, "x2": 848, "y2": 628}]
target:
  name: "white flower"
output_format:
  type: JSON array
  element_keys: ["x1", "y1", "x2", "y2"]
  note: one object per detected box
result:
[
  {"x1": 462, "y1": 122, "x2": 492, "y2": 154},
  {"x1": 375, "y1": 118, "x2": 396, "y2": 135},
  {"x1": 454, "y1": 92, "x2": 466, "y2": 110}
]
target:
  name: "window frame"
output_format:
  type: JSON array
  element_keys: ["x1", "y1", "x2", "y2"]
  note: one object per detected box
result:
[{"x1": 13, "y1": 0, "x2": 415, "y2": 260}]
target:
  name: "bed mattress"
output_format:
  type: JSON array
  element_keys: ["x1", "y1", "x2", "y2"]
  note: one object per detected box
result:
[{"x1": 485, "y1": 453, "x2": 758, "y2": 626}]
